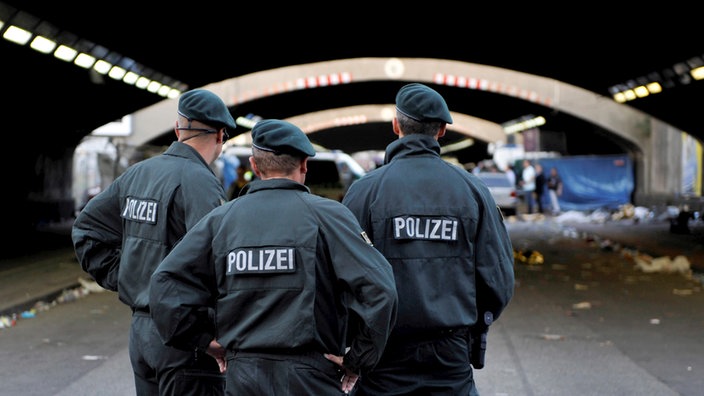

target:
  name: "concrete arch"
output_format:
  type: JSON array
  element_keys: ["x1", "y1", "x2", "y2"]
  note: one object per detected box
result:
[
  {"x1": 129, "y1": 57, "x2": 649, "y2": 147},
  {"x1": 126, "y1": 57, "x2": 691, "y2": 201},
  {"x1": 219, "y1": 105, "x2": 502, "y2": 158},
  {"x1": 285, "y1": 105, "x2": 504, "y2": 143}
]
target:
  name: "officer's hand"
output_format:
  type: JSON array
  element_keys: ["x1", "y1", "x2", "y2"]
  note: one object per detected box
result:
[
  {"x1": 207, "y1": 339, "x2": 227, "y2": 373},
  {"x1": 324, "y1": 353, "x2": 359, "y2": 394}
]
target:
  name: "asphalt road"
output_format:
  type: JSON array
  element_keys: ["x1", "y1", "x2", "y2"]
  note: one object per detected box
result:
[{"x1": 1, "y1": 216, "x2": 702, "y2": 396}]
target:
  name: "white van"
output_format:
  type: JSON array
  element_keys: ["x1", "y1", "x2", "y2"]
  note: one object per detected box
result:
[{"x1": 216, "y1": 145, "x2": 366, "y2": 201}]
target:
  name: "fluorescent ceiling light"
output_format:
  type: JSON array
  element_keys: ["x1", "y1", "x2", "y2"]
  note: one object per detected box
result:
[
  {"x1": 54, "y1": 44, "x2": 77, "y2": 62},
  {"x1": 123, "y1": 71, "x2": 139, "y2": 85},
  {"x1": 623, "y1": 90, "x2": 636, "y2": 101},
  {"x1": 135, "y1": 76, "x2": 150, "y2": 89},
  {"x1": 93, "y1": 60, "x2": 111, "y2": 74},
  {"x1": 157, "y1": 85, "x2": 171, "y2": 97},
  {"x1": 147, "y1": 81, "x2": 161, "y2": 93},
  {"x1": 691, "y1": 66, "x2": 704, "y2": 81},
  {"x1": 30, "y1": 35, "x2": 56, "y2": 53},
  {"x1": 634, "y1": 86, "x2": 649, "y2": 98},
  {"x1": 3, "y1": 25, "x2": 32, "y2": 45},
  {"x1": 74, "y1": 53, "x2": 96, "y2": 69},
  {"x1": 108, "y1": 66, "x2": 126, "y2": 80},
  {"x1": 646, "y1": 82, "x2": 662, "y2": 94}
]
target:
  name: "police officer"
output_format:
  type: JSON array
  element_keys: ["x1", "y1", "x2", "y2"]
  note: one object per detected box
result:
[
  {"x1": 149, "y1": 119, "x2": 398, "y2": 395},
  {"x1": 72, "y1": 89, "x2": 236, "y2": 396},
  {"x1": 342, "y1": 83, "x2": 516, "y2": 395}
]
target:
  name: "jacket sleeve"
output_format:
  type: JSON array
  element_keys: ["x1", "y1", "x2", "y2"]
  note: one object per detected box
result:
[
  {"x1": 318, "y1": 201, "x2": 398, "y2": 374},
  {"x1": 149, "y1": 214, "x2": 218, "y2": 352},
  {"x1": 71, "y1": 183, "x2": 123, "y2": 291},
  {"x1": 474, "y1": 192, "x2": 516, "y2": 321}
]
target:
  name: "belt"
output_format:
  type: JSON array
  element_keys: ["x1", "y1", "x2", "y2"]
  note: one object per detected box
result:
[
  {"x1": 229, "y1": 349, "x2": 337, "y2": 374},
  {"x1": 392, "y1": 327, "x2": 468, "y2": 342}
]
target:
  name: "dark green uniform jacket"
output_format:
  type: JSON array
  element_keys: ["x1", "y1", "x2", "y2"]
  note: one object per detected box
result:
[
  {"x1": 72, "y1": 141, "x2": 226, "y2": 311},
  {"x1": 342, "y1": 134, "x2": 515, "y2": 334},
  {"x1": 149, "y1": 178, "x2": 398, "y2": 373}
]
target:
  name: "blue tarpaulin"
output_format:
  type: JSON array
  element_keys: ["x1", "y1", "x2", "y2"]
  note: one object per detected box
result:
[{"x1": 534, "y1": 155, "x2": 634, "y2": 212}]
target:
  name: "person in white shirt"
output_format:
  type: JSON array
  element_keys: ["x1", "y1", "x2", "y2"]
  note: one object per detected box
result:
[{"x1": 520, "y1": 159, "x2": 536, "y2": 214}]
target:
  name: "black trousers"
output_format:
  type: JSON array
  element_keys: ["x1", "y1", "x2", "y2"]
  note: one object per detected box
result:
[
  {"x1": 129, "y1": 311, "x2": 225, "y2": 396},
  {"x1": 225, "y1": 350, "x2": 345, "y2": 395},
  {"x1": 354, "y1": 330, "x2": 479, "y2": 396}
]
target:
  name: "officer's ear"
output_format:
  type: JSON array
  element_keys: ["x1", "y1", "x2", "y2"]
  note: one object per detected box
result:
[
  {"x1": 392, "y1": 117, "x2": 402, "y2": 137},
  {"x1": 249, "y1": 156, "x2": 262, "y2": 178},
  {"x1": 300, "y1": 157, "x2": 309, "y2": 175}
]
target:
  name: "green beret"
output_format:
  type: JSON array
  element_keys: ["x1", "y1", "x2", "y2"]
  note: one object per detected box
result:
[
  {"x1": 251, "y1": 119, "x2": 316, "y2": 157},
  {"x1": 177, "y1": 89, "x2": 237, "y2": 131},
  {"x1": 395, "y1": 83, "x2": 453, "y2": 124}
]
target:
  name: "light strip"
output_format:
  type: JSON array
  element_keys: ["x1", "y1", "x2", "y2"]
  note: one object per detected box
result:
[
  {"x1": 503, "y1": 116, "x2": 546, "y2": 135},
  {"x1": 610, "y1": 57, "x2": 703, "y2": 102},
  {"x1": 0, "y1": 7, "x2": 185, "y2": 97}
]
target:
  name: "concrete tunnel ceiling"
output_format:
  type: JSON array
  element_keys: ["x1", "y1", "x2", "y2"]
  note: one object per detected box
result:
[{"x1": 3, "y1": 1, "x2": 703, "y2": 158}]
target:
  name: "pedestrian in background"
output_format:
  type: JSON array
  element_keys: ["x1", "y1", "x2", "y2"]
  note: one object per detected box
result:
[
  {"x1": 547, "y1": 166, "x2": 563, "y2": 215},
  {"x1": 149, "y1": 119, "x2": 398, "y2": 395},
  {"x1": 72, "y1": 89, "x2": 236, "y2": 396},
  {"x1": 505, "y1": 163, "x2": 517, "y2": 188},
  {"x1": 520, "y1": 159, "x2": 536, "y2": 214},
  {"x1": 342, "y1": 83, "x2": 515, "y2": 395},
  {"x1": 534, "y1": 162, "x2": 545, "y2": 213}
]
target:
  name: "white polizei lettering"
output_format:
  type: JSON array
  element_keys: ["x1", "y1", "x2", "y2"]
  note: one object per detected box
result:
[
  {"x1": 146, "y1": 202, "x2": 157, "y2": 222},
  {"x1": 227, "y1": 247, "x2": 297, "y2": 274},
  {"x1": 392, "y1": 216, "x2": 459, "y2": 241},
  {"x1": 448, "y1": 220, "x2": 458, "y2": 240},
  {"x1": 127, "y1": 199, "x2": 137, "y2": 217},
  {"x1": 121, "y1": 200, "x2": 132, "y2": 217},
  {"x1": 276, "y1": 248, "x2": 293, "y2": 270},
  {"x1": 231, "y1": 250, "x2": 250, "y2": 272},
  {"x1": 121, "y1": 198, "x2": 158, "y2": 224},
  {"x1": 263, "y1": 249, "x2": 275, "y2": 270},
  {"x1": 138, "y1": 201, "x2": 148, "y2": 221},
  {"x1": 253, "y1": 250, "x2": 263, "y2": 271},
  {"x1": 394, "y1": 218, "x2": 405, "y2": 238}
]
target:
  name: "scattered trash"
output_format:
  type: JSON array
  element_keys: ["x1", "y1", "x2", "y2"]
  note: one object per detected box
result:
[
  {"x1": 572, "y1": 301, "x2": 592, "y2": 310},
  {"x1": 514, "y1": 250, "x2": 544, "y2": 265},
  {"x1": 541, "y1": 334, "x2": 565, "y2": 341},
  {"x1": 0, "y1": 277, "x2": 103, "y2": 331},
  {"x1": 650, "y1": 318, "x2": 660, "y2": 325},
  {"x1": 633, "y1": 254, "x2": 691, "y2": 275},
  {"x1": 0, "y1": 314, "x2": 16, "y2": 328},
  {"x1": 82, "y1": 355, "x2": 109, "y2": 361}
]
